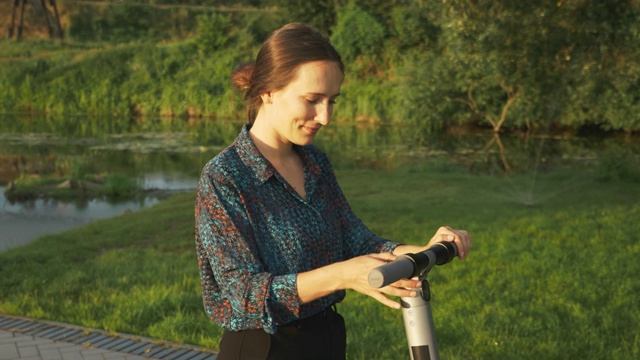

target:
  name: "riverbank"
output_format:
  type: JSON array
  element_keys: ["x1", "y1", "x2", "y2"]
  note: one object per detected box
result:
[{"x1": 1, "y1": 165, "x2": 639, "y2": 359}]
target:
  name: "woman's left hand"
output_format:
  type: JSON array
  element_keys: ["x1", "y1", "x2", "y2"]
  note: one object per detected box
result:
[{"x1": 427, "y1": 226, "x2": 472, "y2": 260}]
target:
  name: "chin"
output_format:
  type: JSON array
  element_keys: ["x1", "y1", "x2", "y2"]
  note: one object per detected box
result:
[
  {"x1": 294, "y1": 134, "x2": 316, "y2": 146},
  {"x1": 295, "y1": 139, "x2": 315, "y2": 146}
]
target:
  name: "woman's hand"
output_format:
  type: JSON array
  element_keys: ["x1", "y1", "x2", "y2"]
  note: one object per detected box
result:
[
  {"x1": 394, "y1": 226, "x2": 472, "y2": 260},
  {"x1": 333, "y1": 253, "x2": 422, "y2": 309},
  {"x1": 427, "y1": 226, "x2": 472, "y2": 260},
  {"x1": 297, "y1": 252, "x2": 422, "y2": 309},
  {"x1": 299, "y1": 225, "x2": 472, "y2": 309}
]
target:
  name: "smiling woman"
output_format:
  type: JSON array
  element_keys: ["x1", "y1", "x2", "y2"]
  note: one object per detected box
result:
[
  {"x1": 194, "y1": 22, "x2": 471, "y2": 360},
  {"x1": 260, "y1": 61, "x2": 342, "y2": 142},
  {"x1": 250, "y1": 60, "x2": 343, "y2": 199}
]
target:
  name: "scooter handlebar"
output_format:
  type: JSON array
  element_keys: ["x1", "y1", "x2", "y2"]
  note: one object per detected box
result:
[
  {"x1": 368, "y1": 256, "x2": 415, "y2": 288},
  {"x1": 368, "y1": 242, "x2": 458, "y2": 288}
]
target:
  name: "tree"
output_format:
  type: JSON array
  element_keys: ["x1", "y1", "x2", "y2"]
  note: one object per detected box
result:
[
  {"x1": 396, "y1": 0, "x2": 640, "y2": 133},
  {"x1": 330, "y1": 4, "x2": 386, "y2": 72},
  {"x1": 195, "y1": 12, "x2": 233, "y2": 55}
]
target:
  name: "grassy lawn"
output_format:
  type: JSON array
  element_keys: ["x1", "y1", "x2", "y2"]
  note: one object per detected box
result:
[{"x1": 1, "y1": 164, "x2": 639, "y2": 359}]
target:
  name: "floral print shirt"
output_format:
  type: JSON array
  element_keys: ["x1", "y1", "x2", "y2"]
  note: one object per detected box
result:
[{"x1": 195, "y1": 125, "x2": 399, "y2": 334}]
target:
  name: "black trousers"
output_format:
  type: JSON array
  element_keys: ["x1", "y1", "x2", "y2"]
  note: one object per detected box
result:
[{"x1": 217, "y1": 306, "x2": 346, "y2": 360}]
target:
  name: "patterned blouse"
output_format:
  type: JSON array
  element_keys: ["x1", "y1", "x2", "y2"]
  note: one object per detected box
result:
[{"x1": 195, "y1": 124, "x2": 399, "y2": 334}]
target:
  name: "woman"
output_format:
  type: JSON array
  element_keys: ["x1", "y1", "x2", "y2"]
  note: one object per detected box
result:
[{"x1": 195, "y1": 22, "x2": 471, "y2": 360}]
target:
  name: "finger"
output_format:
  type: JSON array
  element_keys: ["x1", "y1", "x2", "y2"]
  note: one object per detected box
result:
[
  {"x1": 440, "y1": 232, "x2": 455, "y2": 243},
  {"x1": 451, "y1": 228, "x2": 472, "y2": 258},
  {"x1": 368, "y1": 291, "x2": 403, "y2": 310},
  {"x1": 381, "y1": 285, "x2": 418, "y2": 298},
  {"x1": 439, "y1": 229, "x2": 461, "y2": 254},
  {"x1": 393, "y1": 278, "x2": 422, "y2": 289},
  {"x1": 458, "y1": 229, "x2": 472, "y2": 252},
  {"x1": 443, "y1": 226, "x2": 470, "y2": 260}
]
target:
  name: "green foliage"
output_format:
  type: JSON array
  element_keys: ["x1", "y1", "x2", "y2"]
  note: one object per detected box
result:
[
  {"x1": 389, "y1": 5, "x2": 439, "y2": 52},
  {"x1": 269, "y1": 0, "x2": 337, "y2": 36},
  {"x1": 394, "y1": 51, "x2": 468, "y2": 132},
  {"x1": 37, "y1": 46, "x2": 136, "y2": 115},
  {"x1": 1, "y1": 1, "x2": 639, "y2": 134},
  {"x1": 103, "y1": 174, "x2": 140, "y2": 198},
  {"x1": 336, "y1": 77, "x2": 395, "y2": 123},
  {"x1": 67, "y1": 4, "x2": 159, "y2": 42},
  {"x1": 408, "y1": 0, "x2": 640, "y2": 133},
  {"x1": 0, "y1": 37, "x2": 251, "y2": 118},
  {"x1": 70, "y1": 161, "x2": 90, "y2": 181},
  {"x1": 195, "y1": 12, "x2": 233, "y2": 55},
  {"x1": 65, "y1": 2, "x2": 207, "y2": 43},
  {"x1": 330, "y1": 4, "x2": 386, "y2": 66},
  {"x1": 4, "y1": 172, "x2": 142, "y2": 201}
]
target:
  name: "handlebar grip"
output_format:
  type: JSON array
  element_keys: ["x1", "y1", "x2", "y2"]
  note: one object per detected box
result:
[{"x1": 368, "y1": 256, "x2": 415, "y2": 288}]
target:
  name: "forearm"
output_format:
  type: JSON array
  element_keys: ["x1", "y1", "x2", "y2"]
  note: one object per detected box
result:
[
  {"x1": 296, "y1": 247, "x2": 425, "y2": 304},
  {"x1": 298, "y1": 253, "x2": 421, "y2": 309},
  {"x1": 296, "y1": 263, "x2": 344, "y2": 304}
]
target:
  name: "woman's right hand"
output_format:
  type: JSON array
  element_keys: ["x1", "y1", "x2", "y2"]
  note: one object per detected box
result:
[
  {"x1": 298, "y1": 252, "x2": 421, "y2": 309},
  {"x1": 332, "y1": 253, "x2": 422, "y2": 309}
]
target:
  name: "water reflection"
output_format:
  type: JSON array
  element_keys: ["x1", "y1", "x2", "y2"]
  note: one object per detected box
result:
[
  {"x1": 142, "y1": 172, "x2": 198, "y2": 191},
  {"x1": 0, "y1": 174, "x2": 197, "y2": 252},
  {"x1": 0, "y1": 185, "x2": 159, "y2": 251},
  {"x1": 1, "y1": 114, "x2": 637, "y2": 251}
]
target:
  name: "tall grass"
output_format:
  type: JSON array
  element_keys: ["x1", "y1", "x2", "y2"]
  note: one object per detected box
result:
[
  {"x1": 1, "y1": 163, "x2": 638, "y2": 359},
  {"x1": 0, "y1": 38, "x2": 250, "y2": 119}
]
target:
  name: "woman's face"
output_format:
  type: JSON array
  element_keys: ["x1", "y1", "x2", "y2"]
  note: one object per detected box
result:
[{"x1": 261, "y1": 60, "x2": 343, "y2": 147}]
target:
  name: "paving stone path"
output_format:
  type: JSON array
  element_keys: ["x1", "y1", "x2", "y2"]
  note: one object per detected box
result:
[{"x1": 0, "y1": 315, "x2": 217, "y2": 360}]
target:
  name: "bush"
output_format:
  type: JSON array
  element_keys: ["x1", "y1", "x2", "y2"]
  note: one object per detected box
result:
[
  {"x1": 195, "y1": 12, "x2": 233, "y2": 55},
  {"x1": 330, "y1": 4, "x2": 386, "y2": 65},
  {"x1": 104, "y1": 174, "x2": 140, "y2": 198}
]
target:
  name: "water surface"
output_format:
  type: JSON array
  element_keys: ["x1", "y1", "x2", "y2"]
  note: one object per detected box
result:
[
  {"x1": 1, "y1": 115, "x2": 635, "y2": 251},
  {"x1": 0, "y1": 173, "x2": 197, "y2": 252}
]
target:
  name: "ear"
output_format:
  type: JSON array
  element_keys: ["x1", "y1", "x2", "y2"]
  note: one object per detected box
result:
[{"x1": 261, "y1": 92, "x2": 273, "y2": 105}]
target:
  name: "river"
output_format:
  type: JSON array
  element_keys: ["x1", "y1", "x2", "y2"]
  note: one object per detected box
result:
[
  {"x1": 0, "y1": 174, "x2": 197, "y2": 252},
  {"x1": 1, "y1": 116, "x2": 635, "y2": 252}
]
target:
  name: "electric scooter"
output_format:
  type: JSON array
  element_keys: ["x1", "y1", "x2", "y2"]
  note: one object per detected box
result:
[{"x1": 368, "y1": 241, "x2": 458, "y2": 360}]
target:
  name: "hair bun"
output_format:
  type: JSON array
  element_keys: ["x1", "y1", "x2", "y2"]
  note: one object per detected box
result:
[{"x1": 231, "y1": 61, "x2": 255, "y2": 92}]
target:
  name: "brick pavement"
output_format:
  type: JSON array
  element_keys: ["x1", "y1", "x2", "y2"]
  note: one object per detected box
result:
[{"x1": 0, "y1": 315, "x2": 217, "y2": 360}]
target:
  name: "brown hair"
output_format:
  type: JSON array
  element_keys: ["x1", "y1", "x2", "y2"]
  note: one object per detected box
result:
[{"x1": 231, "y1": 22, "x2": 344, "y2": 124}]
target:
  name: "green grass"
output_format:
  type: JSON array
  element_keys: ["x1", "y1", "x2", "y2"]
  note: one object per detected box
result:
[{"x1": 1, "y1": 165, "x2": 639, "y2": 359}]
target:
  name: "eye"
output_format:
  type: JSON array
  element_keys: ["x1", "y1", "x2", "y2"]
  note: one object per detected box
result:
[{"x1": 305, "y1": 97, "x2": 338, "y2": 105}]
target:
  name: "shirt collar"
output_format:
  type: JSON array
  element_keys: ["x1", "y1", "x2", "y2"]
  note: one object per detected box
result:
[
  {"x1": 235, "y1": 124, "x2": 274, "y2": 184},
  {"x1": 235, "y1": 124, "x2": 321, "y2": 191}
]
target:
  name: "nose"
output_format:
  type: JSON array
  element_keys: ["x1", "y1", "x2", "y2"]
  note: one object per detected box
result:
[{"x1": 314, "y1": 105, "x2": 331, "y2": 126}]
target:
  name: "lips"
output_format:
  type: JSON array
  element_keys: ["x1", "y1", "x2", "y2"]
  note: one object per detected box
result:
[{"x1": 303, "y1": 126, "x2": 320, "y2": 135}]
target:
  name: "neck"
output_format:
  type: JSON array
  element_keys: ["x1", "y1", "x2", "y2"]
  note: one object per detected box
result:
[{"x1": 249, "y1": 114, "x2": 294, "y2": 162}]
